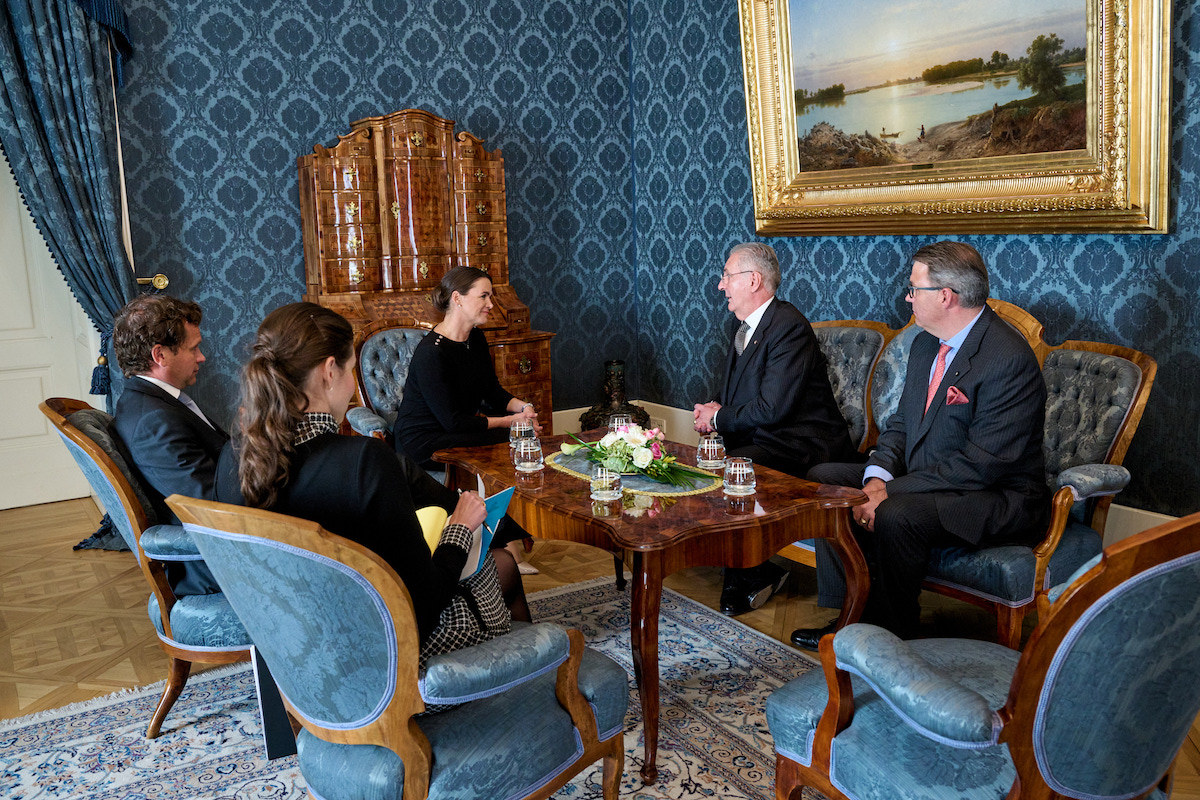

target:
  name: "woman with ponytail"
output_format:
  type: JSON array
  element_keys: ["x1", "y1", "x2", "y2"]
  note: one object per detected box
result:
[{"x1": 216, "y1": 302, "x2": 525, "y2": 663}]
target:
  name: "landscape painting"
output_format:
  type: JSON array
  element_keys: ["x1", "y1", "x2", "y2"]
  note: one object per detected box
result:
[{"x1": 789, "y1": 0, "x2": 1087, "y2": 171}]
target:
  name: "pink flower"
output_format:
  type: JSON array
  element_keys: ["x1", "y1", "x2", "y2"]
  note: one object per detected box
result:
[{"x1": 650, "y1": 442, "x2": 662, "y2": 459}]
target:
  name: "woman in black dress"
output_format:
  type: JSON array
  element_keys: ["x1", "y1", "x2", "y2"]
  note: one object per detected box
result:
[
  {"x1": 216, "y1": 303, "x2": 529, "y2": 662},
  {"x1": 393, "y1": 266, "x2": 543, "y2": 572},
  {"x1": 393, "y1": 266, "x2": 542, "y2": 464}
]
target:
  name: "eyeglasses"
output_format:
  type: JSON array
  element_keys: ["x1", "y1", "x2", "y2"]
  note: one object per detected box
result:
[
  {"x1": 720, "y1": 270, "x2": 755, "y2": 282},
  {"x1": 905, "y1": 285, "x2": 958, "y2": 299}
]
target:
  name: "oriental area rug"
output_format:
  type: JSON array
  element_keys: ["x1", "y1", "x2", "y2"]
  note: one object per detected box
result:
[{"x1": 0, "y1": 577, "x2": 820, "y2": 799}]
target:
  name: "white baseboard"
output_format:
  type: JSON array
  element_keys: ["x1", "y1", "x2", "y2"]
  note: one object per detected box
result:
[
  {"x1": 1103, "y1": 504, "x2": 1176, "y2": 546},
  {"x1": 551, "y1": 403, "x2": 1173, "y2": 545}
]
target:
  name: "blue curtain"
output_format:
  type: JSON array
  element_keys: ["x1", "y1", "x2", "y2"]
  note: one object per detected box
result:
[{"x1": 0, "y1": 0, "x2": 137, "y2": 396}]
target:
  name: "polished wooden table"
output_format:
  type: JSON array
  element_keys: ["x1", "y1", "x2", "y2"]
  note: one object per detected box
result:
[{"x1": 435, "y1": 434, "x2": 867, "y2": 784}]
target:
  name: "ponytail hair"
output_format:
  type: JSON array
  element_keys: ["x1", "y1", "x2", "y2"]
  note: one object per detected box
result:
[
  {"x1": 429, "y1": 266, "x2": 491, "y2": 315},
  {"x1": 237, "y1": 302, "x2": 354, "y2": 508}
]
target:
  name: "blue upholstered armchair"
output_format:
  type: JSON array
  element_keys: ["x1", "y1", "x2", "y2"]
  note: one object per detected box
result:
[
  {"x1": 40, "y1": 398, "x2": 250, "y2": 738},
  {"x1": 168, "y1": 495, "x2": 629, "y2": 800},
  {"x1": 767, "y1": 510, "x2": 1200, "y2": 800}
]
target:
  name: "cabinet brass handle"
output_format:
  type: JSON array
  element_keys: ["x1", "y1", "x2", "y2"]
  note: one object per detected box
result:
[
  {"x1": 347, "y1": 233, "x2": 359, "y2": 253},
  {"x1": 409, "y1": 131, "x2": 425, "y2": 147},
  {"x1": 475, "y1": 168, "x2": 486, "y2": 181},
  {"x1": 349, "y1": 265, "x2": 364, "y2": 283},
  {"x1": 476, "y1": 201, "x2": 487, "y2": 215},
  {"x1": 518, "y1": 357, "x2": 533, "y2": 374},
  {"x1": 418, "y1": 261, "x2": 429, "y2": 278},
  {"x1": 477, "y1": 233, "x2": 488, "y2": 247},
  {"x1": 346, "y1": 201, "x2": 358, "y2": 220},
  {"x1": 391, "y1": 200, "x2": 401, "y2": 219}
]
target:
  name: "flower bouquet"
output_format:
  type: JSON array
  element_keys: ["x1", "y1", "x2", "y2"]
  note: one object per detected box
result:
[{"x1": 560, "y1": 424, "x2": 710, "y2": 489}]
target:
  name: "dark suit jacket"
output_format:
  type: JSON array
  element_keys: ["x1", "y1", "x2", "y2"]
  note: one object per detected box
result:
[
  {"x1": 114, "y1": 376, "x2": 229, "y2": 525},
  {"x1": 869, "y1": 304, "x2": 1050, "y2": 544},
  {"x1": 215, "y1": 434, "x2": 466, "y2": 643},
  {"x1": 716, "y1": 298, "x2": 856, "y2": 474}
]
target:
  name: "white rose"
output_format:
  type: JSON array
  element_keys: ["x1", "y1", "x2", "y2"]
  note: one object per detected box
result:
[
  {"x1": 632, "y1": 447, "x2": 653, "y2": 469},
  {"x1": 600, "y1": 431, "x2": 619, "y2": 448}
]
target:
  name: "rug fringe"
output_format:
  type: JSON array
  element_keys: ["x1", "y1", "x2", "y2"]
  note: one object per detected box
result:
[{"x1": 0, "y1": 661, "x2": 252, "y2": 731}]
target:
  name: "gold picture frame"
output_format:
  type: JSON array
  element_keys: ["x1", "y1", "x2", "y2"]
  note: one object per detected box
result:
[{"x1": 737, "y1": 0, "x2": 1171, "y2": 235}]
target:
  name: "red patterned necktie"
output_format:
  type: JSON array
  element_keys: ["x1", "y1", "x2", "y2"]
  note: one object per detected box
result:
[{"x1": 924, "y1": 343, "x2": 951, "y2": 415}]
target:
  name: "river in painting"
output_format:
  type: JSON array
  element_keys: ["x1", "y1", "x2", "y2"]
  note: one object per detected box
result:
[{"x1": 797, "y1": 65, "x2": 1084, "y2": 144}]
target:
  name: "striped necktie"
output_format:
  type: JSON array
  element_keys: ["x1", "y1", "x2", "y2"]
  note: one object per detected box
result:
[{"x1": 734, "y1": 322, "x2": 750, "y2": 356}]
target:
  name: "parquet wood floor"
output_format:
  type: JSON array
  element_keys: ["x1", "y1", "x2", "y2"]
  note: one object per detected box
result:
[{"x1": 2, "y1": 498, "x2": 1196, "y2": 796}]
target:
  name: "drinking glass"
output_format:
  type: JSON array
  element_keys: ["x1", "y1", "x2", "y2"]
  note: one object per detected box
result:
[
  {"x1": 723, "y1": 456, "x2": 756, "y2": 495},
  {"x1": 696, "y1": 434, "x2": 726, "y2": 469},
  {"x1": 509, "y1": 419, "x2": 535, "y2": 449},
  {"x1": 589, "y1": 462, "x2": 623, "y2": 501},
  {"x1": 514, "y1": 438, "x2": 544, "y2": 472},
  {"x1": 608, "y1": 413, "x2": 632, "y2": 434}
]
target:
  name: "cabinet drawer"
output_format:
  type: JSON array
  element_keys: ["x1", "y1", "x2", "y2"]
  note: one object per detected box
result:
[
  {"x1": 319, "y1": 224, "x2": 382, "y2": 258},
  {"x1": 316, "y1": 192, "x2": 378, "y2": 225},
  {"x1": 316, "y1": 161, "x2": 377, "y2": 191},
  {"x1": 494, "y1": 343, "x2": 550, "y2": 381}
]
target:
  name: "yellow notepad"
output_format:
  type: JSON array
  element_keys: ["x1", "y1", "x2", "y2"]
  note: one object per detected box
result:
[{"x1": 416, "y1": 506, "x2": 449, "y2": 553}]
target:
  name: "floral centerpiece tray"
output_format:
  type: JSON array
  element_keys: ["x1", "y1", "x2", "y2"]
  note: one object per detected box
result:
[{"x1": 547, "y1": 425, "x2": 721, "y2": 497}]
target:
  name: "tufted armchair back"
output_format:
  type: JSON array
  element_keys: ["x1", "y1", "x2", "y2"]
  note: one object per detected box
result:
[
  {"x1": 1042, "y1": 348, "x2": 1145, "y2": 479},
  {"x1": 868, "y1": 322, "x2": 923, "y2": 436},
  {"x1": 813, "y1": 321, "x2": 891, "y2": 451},
  {"x1": 354, "y1": 318, "x2": 434, "y2": 427}
]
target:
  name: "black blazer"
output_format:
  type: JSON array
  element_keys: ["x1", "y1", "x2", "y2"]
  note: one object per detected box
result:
[
  {"x1": 869, "y1": 304, "x2": 1050, "y2": 544},
  {"x1": 215, "y1": 434, "x2": 465, "y2": 643},
  {"x1": 114, "y1": 376, "x2": 229, "y2": 525},
  {"x1": 717, "y1": 299, "x2": 855, "y2": 471}
]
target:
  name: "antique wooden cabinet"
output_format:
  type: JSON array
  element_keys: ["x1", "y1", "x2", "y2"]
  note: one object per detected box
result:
[{"x1": 297, "y1": 109, "x2": 553, "y2": 431}]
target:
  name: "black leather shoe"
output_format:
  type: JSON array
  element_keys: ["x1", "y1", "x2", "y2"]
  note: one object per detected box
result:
[
  {"x1": 720, "y1": 567, "x2": 789, "y2": 616},
  {"x1": 790, "y1": 620, "x2": 838, "y2": 650}
]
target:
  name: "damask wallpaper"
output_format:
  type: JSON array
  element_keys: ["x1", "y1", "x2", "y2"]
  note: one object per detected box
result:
[{"x1": 118, "y1": 0, "x2": 1200, "y2": 516}]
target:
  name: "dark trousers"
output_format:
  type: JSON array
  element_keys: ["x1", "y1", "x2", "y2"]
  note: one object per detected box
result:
[{"x1": 808, "y1": 461, "x2": 963, "y2": 639}]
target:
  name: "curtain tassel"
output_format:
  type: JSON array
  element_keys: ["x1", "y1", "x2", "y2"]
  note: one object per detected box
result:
[{"x1": 90, "y1": 328, "x2": 112, "y2": 395}]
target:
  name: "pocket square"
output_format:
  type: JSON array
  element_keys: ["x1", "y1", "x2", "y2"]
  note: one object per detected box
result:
[{"x1": 946, "y1": 386, "x2": 969, "y2": 405}]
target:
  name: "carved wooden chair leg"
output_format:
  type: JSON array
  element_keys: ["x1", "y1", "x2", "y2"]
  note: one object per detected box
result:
[
  {"x1": 996, "y1": 606, "x2": 1024, "y2": 650},
  {"x1": 147, "y1": 656, "x2": 192, "y2": 738},
  {"x1": 601, "y1": 741, "x2": 624, "y2": 799},
  {"x1": 613, "y1": 552, "x2": 626, "y2": 590}
]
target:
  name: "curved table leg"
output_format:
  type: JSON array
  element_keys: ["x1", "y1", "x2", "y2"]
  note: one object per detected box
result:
[
  {"x1": 826, "y1": 507, "x2": 870, "y2": 629},
  {"x1": 629, "y1": 551, "x2": 663, "y2": 784}
]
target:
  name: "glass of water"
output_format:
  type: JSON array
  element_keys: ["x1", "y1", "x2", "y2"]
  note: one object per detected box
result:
[
  {"x1": 589, "y1": 462, "x2": 623, "y2": 501},
  {"x1": 509, "y1": 418, "x2": 534, "y2": 449},
  {"x1": 608, "y1": 413, "x2": 632, "y2": 434},
  {"x1": 514, "y1": 438, "x2": 544, "y2": 472},
  {"x1": 723, "y1": 456, "x2": 756, "y2": 495},
  {"x1": 696, "y1": 435, "x2": 726, "y2": 469}
]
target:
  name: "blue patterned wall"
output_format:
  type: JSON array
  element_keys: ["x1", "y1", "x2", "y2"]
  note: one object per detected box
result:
[
  {"x1": 119, "y1": 0, "x2": 636, "y2": 419},
  {"x1": 119, "y1": 0, "x2": 1199, "y2": 516}
]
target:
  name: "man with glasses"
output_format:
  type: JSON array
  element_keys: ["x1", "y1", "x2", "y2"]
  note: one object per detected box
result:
[
  {"x1": 694, "y1": 242, "x2": 858, "y2": 616},
  {"x1": 792, "y1": 241, "x2": 1050, "y2": 646}
]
